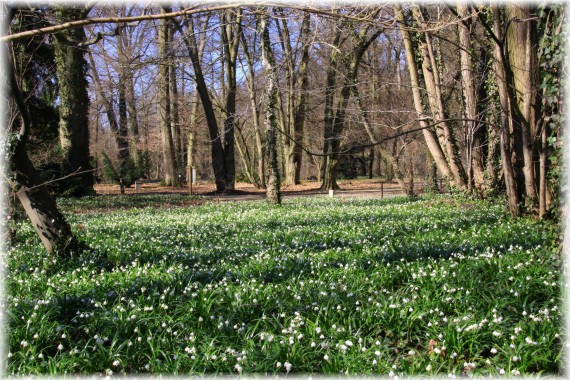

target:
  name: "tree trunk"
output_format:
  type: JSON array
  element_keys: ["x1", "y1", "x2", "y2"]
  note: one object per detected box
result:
[
  {"x1": 321, "y1": 20, "x2": 381, "y2": 191},
  {"x1": 261, "y1": 13, "x2": 281, "y2": 205},
  {"x1": 170, "y1": 60, "x2": 182, "y2": 168},
  {"x1": 394, "y1": 5, "x2": 453, "y2": 184},
  {"x1": 291, "y1": 12, "x2": 311, "y2": 185},
  {"x1": 321, "y1": 24, "x2": 342, "y2": 191},
  {"x1": 220, "y1": 9, "x2": 242, "y2": 192},
  {"x1": 457, "y1": 4, "x2": 485, "y2": 192},
  {"x1": 412, "y1": 6, "x2": 467, "y2": 190},
  {"x1": 491, "y1": 6, "x2": 520, "y2": 216},
  {"x1": 158, "y1": 10, "x2": 179, "y2": 187},
  {"x1": 506, "y1": 4, "x2": 539, "y2": 210},
  {"x1": 177, "y1": 15, "x2": 230, "y2": 193},
  {"x1": 53, "y1": 6, "x2": 94, "y2": 196},
  {"x1": 8, "y1": 54, "x2": 81, "y2": 256},
  {"x1": 240, "y1": 25, "x2": 266, "y2": 188}
]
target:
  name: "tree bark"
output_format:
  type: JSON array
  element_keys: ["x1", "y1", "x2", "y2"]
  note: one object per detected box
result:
[
  {"x1": 240, "y1": 25, "x2": 266, "y2": 188},
  {"x1": 411, "y1": 6, "x2": 467, "y2": 190},
  {"x1": 394, "y1": 5, "x2": 453, "y2": 184},
  {"x1": 491, "y1": 6, "x2": 520, "y2": 216},
  {"x1": 219, "y1": 9, "x2": 242, "y2": 191},
  {"x1": 506, "y1": 4, "x2": 539, "y2": 210},
  {"x1": 321, "y1": 19, "x2": 382, "y2": 190},
  {"x1": 53, "y1": 5, "x2": 94, "y2": 196},
  {"x1": 8, "y1": 53, "x2": 81, "y2": 256},
  {"x1": 261, "y1": 12, "x2": 281, "y2": 205},
  {"x1": 457, "y1": 4, "x2": 485, "y2": 192},
  {"x1": 158, "y1": 10, "x2": 179, "y2": 186}
]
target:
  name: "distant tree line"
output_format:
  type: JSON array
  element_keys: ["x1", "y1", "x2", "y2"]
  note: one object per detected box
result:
[{"x1": 3, "y1": 3, "x2": 563, "y2": 255}]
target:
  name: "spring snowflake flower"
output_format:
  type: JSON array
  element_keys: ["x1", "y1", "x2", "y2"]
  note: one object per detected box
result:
[
  {"x1": 426, "y1": 364, "x2": 432, "y2": 371},
  {"x1": 113, "y1": 360, "x2": 120, "y2": 366},
  {"x1": 490, "y1": 348, "x2": 498, "y2": 354},
  {"x1": 234, "y1": 364, "x2": 243, "y2": 373},
  {"x1": 57, "y1": 343, "x2": 64, "y2": 350},
  {"x1": 276, "y1": 362, "x2": 282, "y2": 368},
  {"x1": 21, "y1": 340, "x2": 29, "y2": 347},
  {"x1": 284, "y1": 362, "x2": 292, "y2": 373},
  {"x1": 492, "y1": 331, "x2": 501, "y2": 337},
  {"x1": 372, "y1": 359, "x2": 378, "y2": 365},
  {"x1": 499, "y1": 368, "x2": 505, "y2": 375},
  {"x1": 512, "y1": 356, "x2": 519, "y2": 362}
]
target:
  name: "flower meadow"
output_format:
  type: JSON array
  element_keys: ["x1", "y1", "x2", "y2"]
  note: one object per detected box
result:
[{"x1": 6, "y1": 195, "x2": 563, "y2": 375}]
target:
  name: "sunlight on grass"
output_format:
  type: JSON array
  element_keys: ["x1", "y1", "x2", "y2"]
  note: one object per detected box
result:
[{"x1": 7, "y1": 195, "x2": 562, "y2": 375}]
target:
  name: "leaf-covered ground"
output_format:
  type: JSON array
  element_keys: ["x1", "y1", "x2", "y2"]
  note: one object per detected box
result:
[{"x1": 6, "y1": 195, "x2": 563, "y2": 375}]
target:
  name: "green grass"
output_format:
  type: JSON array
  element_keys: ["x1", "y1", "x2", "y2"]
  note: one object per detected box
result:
[{"x1": 6, "y1": 195, "x2": 563, "y2": 375}]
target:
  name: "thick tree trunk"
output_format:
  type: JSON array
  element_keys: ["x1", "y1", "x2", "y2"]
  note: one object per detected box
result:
[
  {"x1": 53, "y1": 6, "x2": 94, "y2": 196},
  {"x1": 158, "y1": 12, "x2": 179, "y2": 187},
  {"x1": 291, "y1": 12, "x2": 311, "y2": 185},
  {"x1": 8, "y1": 56, "x2": 81, "y2": 256},
  {"x1": 220, "y1": 9, "x2": 242, "y2": 192},
  {"x1": 261, "y1": 13, "x2": 281, "y2": 205},
  {"x1": 491, "y1": 7, "x2": 520, "y2": 216},
  {"x1": 506, "y1": 4, "x2": 539, "y2": 210}
]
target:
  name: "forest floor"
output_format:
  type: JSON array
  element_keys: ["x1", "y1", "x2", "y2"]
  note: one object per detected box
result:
[{"x1": 94, "y1": 178, "x2": 426, "y2": 202}]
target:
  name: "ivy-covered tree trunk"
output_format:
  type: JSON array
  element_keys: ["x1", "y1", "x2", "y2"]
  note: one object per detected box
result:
[
  {"x1": 8, "y1": 54, "x2": 81, "y2": 256},
  {"x1": 53, "y1": 6, "x2": 94, "y2": 196},
  {"x1": 261, "y1": 12, "x2": 281, "y2": 205}
]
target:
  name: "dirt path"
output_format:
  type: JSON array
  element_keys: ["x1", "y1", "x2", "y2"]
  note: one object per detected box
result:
[{"x1": 94, "y1": 179, "x2": 427, "y2": 202}]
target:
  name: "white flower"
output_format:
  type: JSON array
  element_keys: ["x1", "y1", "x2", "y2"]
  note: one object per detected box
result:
[
  {"x1": 276, "y1": 362, "x2": 282, "y2": 368},
  {"x1": 499, "y1": 368, "x2": 505, "y2": 375},
  {"x1": 492, "y1": 331, "x2": 501, "y2": 337},
  {"x1": 112, "y1": 360, "x2": 120, "y2": 366},
  {"x1": 284, "y1": 361, "x2": 292, "y2": 373},
  {"x1": 389, "y1": 370, "x2": 395, "y2": 377},
  {"x1": 345, "y1": 340, "x2": 353, "y2": 346},
  {"x1": 234, "y1": 364, "x2": 243, "y2": 373},
  {"x1": 21, "y1": 340, "x2": 29, "y2": 347},
  {"x1": 57, "y1": 343, "x2": 64, "y2": 350},
  {"x1": 512, "y1": 356, "x2": 519, "y2": 362},
  {"x1": 490, "y1": 348, "x2": 498, "y2": 354}
]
